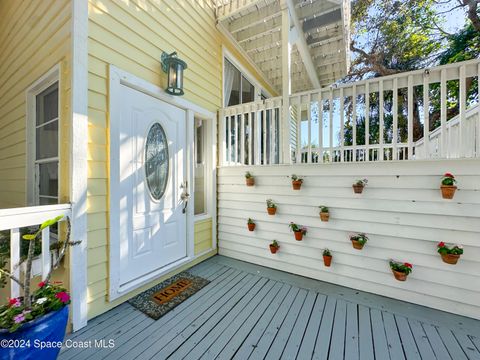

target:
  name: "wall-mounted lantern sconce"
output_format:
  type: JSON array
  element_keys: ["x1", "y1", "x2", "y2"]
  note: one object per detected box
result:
[{"x1": 161, "y1": 51, "x2": 187, "y2": 96}]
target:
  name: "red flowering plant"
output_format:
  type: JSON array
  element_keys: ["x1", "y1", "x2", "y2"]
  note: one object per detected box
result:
[
  {"x1": 0, "y1": 216, "x2": 79, "y2": 332},
  {"x1": 437, "y1": 242, "x2": 463, "y2": 255},
  {"x1": 441, "y1": 173, "x2": 456, "y2": 186},
  {"x1": 389, "y1": 260, "x2": 413, "y2": 275}
]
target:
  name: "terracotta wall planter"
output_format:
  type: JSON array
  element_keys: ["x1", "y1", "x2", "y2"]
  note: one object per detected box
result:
[
  {"x1": 352, "y1": 184, "x2": 364, "y2": 194},
  {"x1": 440, "y1": 253, "x2": 460, "y2": 265},
  {"x1": 323, "y1": 255, "x2": 332, "y2": 267},
  {"x1": 269, "y1": 245, "x2": 279, "y2": 254},
  {"x1": 351, "y1": 239, "x2": 364, "y2": 250},
  {"x1": 392, "y1": 270, "x2": 408, "y2": 281},
  {"x1": 440, "y1": 185, "x2": 456, "y2": 199},
  {"x1": 320, "y1": 212, "x2": 329, "y2": 222},
  {"x1": 292, "y1": 180, "x2": 302, "y2": 190},
  {"x1": 294, "y1": 231, "x2": 303, "y2": 241},
  {"x1": 246, "y1": 178, "x2": 255, "y2": 186},
  {"x1": 267, "y1": 207, "x2": 277, "y2": 215},
  {"x1": 247, "y1": 223, "x2": 256, "y2": 231}
]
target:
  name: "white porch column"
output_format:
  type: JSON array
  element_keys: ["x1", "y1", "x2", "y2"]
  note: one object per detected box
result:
[{"x1": 281, "y1": 0, "x2": 292, "y2": 164}]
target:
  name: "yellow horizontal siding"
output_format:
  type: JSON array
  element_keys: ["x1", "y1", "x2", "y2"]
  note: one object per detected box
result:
[
  {"x1": 0, "y1": 0, "x2": 72, "y2": 303},
  {"x1": 0, "y1": 0, "x2": 72, "y2": 209},
  {"x1": 85, "y1": 0, "x2": 273, "y2": 320}
]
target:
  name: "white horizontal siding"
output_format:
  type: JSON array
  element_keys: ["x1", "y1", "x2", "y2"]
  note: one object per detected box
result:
[{"x1": 217, "y1": 159, "x2": 480, "y2": 320}]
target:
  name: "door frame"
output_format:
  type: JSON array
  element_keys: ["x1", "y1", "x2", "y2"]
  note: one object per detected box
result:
[{"x1": 108, "y1": 66, "x2": 215, "y2": 301}]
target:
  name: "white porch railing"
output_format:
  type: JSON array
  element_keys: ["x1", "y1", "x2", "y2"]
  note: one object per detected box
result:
[
  {"x1": 0, "y1": 204, "x2": 72, "y2": 298},
  {"x1": 219, "y1": 97, "x2": 283, "y2": 166},
  {"x1": 219, "y1": 59, "x2": 480, "y2": 165},
  {"x1": 415, "y1": 105, "x2": 479, "y2": 159}
]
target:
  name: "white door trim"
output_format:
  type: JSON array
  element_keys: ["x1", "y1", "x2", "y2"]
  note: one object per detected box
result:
[{"x1": 108, "y1": 66, "x2": 213, "y2": 301}]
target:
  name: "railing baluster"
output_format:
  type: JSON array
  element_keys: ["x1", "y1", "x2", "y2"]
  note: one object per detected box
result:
[
  {"x1": 248, "y1": 110, "x2": 253, "y2": 165},
  {"x1": 10, "y1": 228, "x2": 20, "y2": 298},
  {"x1": 459, "y1": 65, "x2": 466, "y2": 157},
  {"x1": 379, "y1": 80, "x2": 384, "y2": 161},
  {"x1": 296, "y1": 98, "x2": 301, "y2": 163},
  {"x1": 226, "y1": 113, "x2": 231, "y2": 165},
  {"x1": 234, "y1": 110, "x2": 239, "y2": 164},
  {"x1": 329, "y1": 90, "x2": 333, "y2": 162},
  {"x1": 240, "y1": 110, "x2": 245, "y2": 165},
  {"x1": 255, "y1": 104, "x2": 261, "y2": 165},
  {"x1": 477, "y1": 63, "x2": 480, "y2": 158},
  {"x1": 352, "y1": 84, "x2": 357, "y2": 162},
  {"x1": 340, "y1": 88, "x2": 345, "y2": 162},
  {"x1": 440, "y1": 69, "x2": 447, "y2": 158},
  {"x1": 219, "y1": 110, "x2": 225, "y2": 166},
  {"x1": 272, "y1": 106, "x2": 277, "y2": 164},
  {"x1": 41, "y1": 226, "x2": 51, "y2": 280},
  {"x1": 262, "y1": 108, "x2": 267, "y2": 165},
  {"x1": 423, "y1": 72, "x2": 430, "y2": 159},
  {"x1": 392, "y1": 77, "x2": 398, "y2": 160},
  {"x1": 318, "y1": 92, "x2": 323, "y2": 163},
  {"x1": 307, "y1": 94, "x2": 312, "y2": 163},
  {"x1": 365, "y1": 82, "x2": 370, "y2": 161},
  {"x1": 407, "y1": 75, "x2": 413, "y2": 159}
]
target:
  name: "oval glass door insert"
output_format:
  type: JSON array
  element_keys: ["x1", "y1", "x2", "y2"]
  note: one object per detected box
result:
[{"x1": 145, "y1": 123, "x2": 169, "y2": 200}]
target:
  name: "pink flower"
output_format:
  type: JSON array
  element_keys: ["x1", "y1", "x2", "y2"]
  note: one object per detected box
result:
[
  {"x1": 444, "y1": 173, "x2": 454, "y2": 178},
  {"x1": 55, "y1": 292, "x2": 70, "y2": 303},
  {"x1": 38, "y1": 281, "x2": 46, "y2": 288},
  {"x1": 404, "y1": 263, "x2": 413, "y2": 268},
  {"x1": 13, "y1": 314, "x2": 25, "y2": 324},
  {"x1": 438, "y1": 242, "x2": 445, "y2": 248},
  {"x1": 8, "y1": 298, "x2": 21, "y2": 307}
]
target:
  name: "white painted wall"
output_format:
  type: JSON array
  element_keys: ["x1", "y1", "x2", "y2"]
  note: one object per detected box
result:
[{"x1": 217, "y1": 160, "x2": 480, "y2": 320}]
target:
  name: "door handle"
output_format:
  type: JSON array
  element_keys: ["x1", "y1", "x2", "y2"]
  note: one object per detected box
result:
[{"x1": 180, "y1": 181, "x2": 190, "y2": 214}]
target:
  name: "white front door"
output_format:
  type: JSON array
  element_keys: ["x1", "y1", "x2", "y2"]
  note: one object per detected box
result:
[{"x1": 116, "y1": 85, "x2": 187, "y2": 288}]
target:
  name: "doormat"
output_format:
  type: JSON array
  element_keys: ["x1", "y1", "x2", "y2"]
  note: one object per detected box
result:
[{"x1": 127, "y1": 272, "x2": 210, "y2": 320}]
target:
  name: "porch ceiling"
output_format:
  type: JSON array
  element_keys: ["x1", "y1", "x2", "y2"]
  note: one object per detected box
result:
[{"x1": 216, "y1": 0, "x2": 350, "y2": 94}]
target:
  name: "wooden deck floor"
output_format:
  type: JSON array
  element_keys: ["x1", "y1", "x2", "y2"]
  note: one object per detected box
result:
[{"x1": 59, "y1": 256, "x2": 480, "y2": 360}]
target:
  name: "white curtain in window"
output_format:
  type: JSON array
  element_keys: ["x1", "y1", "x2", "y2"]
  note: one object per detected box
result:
[{"x1": 224, "y1": 60, "x2": 236, "y2": 107}]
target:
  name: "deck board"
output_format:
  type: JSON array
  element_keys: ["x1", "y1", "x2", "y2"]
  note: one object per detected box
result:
[{"x1": 60, "y1": 255, "x2": 480, "y2": 360}]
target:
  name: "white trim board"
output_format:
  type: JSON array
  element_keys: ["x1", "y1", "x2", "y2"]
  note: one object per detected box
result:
[
  {"x1": 108, "y1": 66, "x2": 216, "y2": 301},
  {"x1": 70, "y1": 0, "x2": 89, "y2": 331}
]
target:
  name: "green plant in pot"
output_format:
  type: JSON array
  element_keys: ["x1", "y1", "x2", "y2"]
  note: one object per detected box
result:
[
  {"x1": 289, "y1": 222, "x2": 307, "y2": 241},
  {"x1": 440, "y1": 173, "x2": 457, "y2": 199},
  {"x1": 352, "y1": 178, "x2": 368, "y2": 194},
  {"x1": 319, "y1": 206, "x2": 329, "y2": 222},
  {"x1": 266, "y1": 199, "x2": 277, "y2": 215},
  {"x1": 437, "y1": 242, "x2": 463, "y2": 264},
  {"x1": 0, "y1": 216, "x2": 80, "y2": 359},
  {"x1": 269, "y1": 240, "x2": 280, "y2": 254},
  {"x1": 350, "y1": 233, "x2": 368, "y2": 250},
  {"x1": 245, "y1": 171, "x2": 255, "y2": 186},
  {"x1": 290, "y1": 174, "x2": 303, "y2": 190},
  {"x1": 247, "y1": 218, "x2": 256, "y2": 232},
  {"x1": 389, "y1": 260, "x2": 413, "y2": 281},
  {"x1": 323, "y1": 249, "x2": 332, "y2": 267}
]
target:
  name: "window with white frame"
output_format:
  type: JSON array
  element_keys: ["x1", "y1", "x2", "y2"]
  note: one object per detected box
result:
[
  {"x1": 224, "y1": 59, "x2": 255, "y2": 107},
  {"x1": 29, "y1": 79, "x2": 60, "y2": 205},
  {"x1": 194, "y1": 118, "x2": 208, "y2": 216}
]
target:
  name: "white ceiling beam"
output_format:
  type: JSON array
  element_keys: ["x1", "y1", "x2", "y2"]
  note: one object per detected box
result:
[
  {"x1": 295, "y1": 1, "x2": 338, "y2": 22},
  {"x1": 286, "y1": 0, "x2": 320, "y2": 88},
  {"x1": 227, "y1": 2, "x2": 282, "y2": 34},
  {"x1": 302, "y1": 8, "x2": 342, "y2": 33},
  {"x1": 242, "y1": 31, "x2": 282, "y2": 52},
  {"x1": 236, "y1": 18, "x2": 281, "y2": 43},
  {"x1": 216, "y1": 0, "x2": 275, "y2": 22}
]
